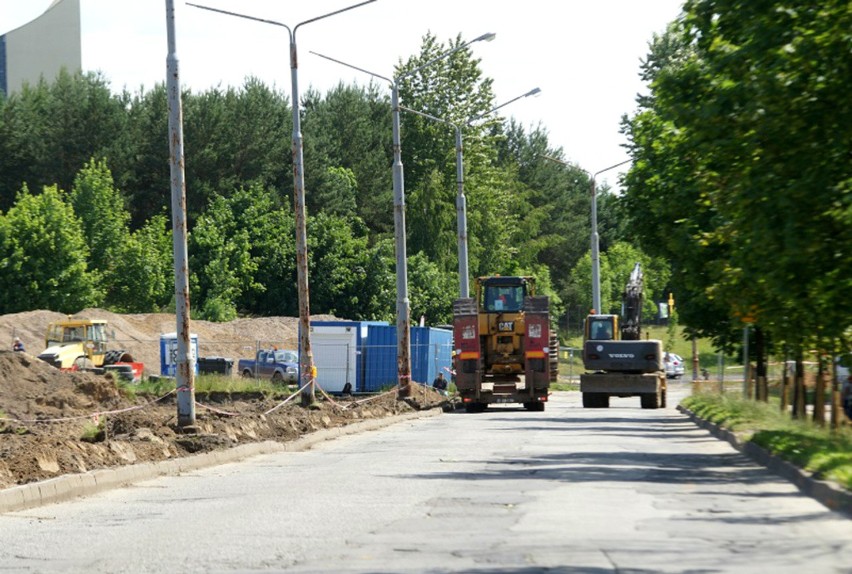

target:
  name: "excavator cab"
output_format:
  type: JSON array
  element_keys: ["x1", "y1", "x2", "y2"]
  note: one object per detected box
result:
[{"x1": 585, "y1": 314, "x2": 619, "y2": 341}]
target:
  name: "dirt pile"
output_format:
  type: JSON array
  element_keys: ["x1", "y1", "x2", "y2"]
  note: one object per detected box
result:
[
  {"x1": 0, "y1": 308, "x2": 341, "y2": 372},
  {"x1": 0, "y1": 313, "x2": 447, "y2": 491}
]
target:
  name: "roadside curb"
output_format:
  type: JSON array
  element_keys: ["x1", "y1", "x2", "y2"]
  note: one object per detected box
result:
[
  {"x1": 677, "y1": 405, "x2": 852, "y2": 517},
  {"x1": 0, "y1": 408, "x2": 441, "y2": 514}
]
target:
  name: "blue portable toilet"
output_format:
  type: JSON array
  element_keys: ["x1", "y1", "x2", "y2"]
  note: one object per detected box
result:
[{"x1": 159, "y1": 332, "x2": 199, "y2": 376}]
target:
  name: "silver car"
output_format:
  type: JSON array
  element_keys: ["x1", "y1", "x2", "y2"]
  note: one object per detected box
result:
[{"x1": 665, "y1": 353, "x2": 685, "y2": 379}]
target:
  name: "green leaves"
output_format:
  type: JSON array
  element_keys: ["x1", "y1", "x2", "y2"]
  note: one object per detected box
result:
[
  {"x1": 623, "y1": 0, "x2": 852, "y2": 351},
  {"x1": 0, "y1": 184, "x2": 101, "y2": 313}
]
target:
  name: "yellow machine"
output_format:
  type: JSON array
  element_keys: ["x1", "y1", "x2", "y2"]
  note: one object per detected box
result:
[
  {"x1": 452, "y1": 276, "x2": 557, "y2": 412},
  {"x1": 580, "y1": 263, "x2": 667, "y2": 408},
  {"x1": 38, "y1": 318, "x2": 133, "y2": 371}
]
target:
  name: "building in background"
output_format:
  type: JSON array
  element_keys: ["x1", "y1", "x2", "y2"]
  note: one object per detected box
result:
[{"x1": 0, "y1": 0, "x2": 81, "y2": 97}]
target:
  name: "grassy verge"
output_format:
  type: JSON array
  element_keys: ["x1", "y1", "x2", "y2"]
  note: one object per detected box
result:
[
  {"x1": 682, "y1": 393, "x2": 852, "y2": 491},
  {"x1": 123, "y1": 374, "x2": 293, "y2": 398}
]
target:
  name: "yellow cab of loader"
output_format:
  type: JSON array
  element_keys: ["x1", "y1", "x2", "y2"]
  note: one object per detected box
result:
[
  {"x1": 475, "y1": 275, "x2": 534, "y2": 376},
  {"x1": 38, "y1": 318, "x2": 131, "y2": 370}
]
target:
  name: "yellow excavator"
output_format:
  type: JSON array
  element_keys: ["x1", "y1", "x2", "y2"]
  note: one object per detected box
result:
[
  {"x1": 37, "y1": 318, "x2": 134, "y2": 371},
  {"x1": 580, "y1": 263, "x2": 667, "y2": 408}
]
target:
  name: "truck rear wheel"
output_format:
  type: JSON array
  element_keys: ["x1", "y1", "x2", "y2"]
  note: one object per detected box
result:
[
  {"x1": 549, "y1": 332, "x2": 559, "y2": 383},
  {"x1": 640, "y1": 392, "x2": 660, "y2": 409},
  {"x1": 464, "y1": 402, "x2": 486, "y2": 413},
  {"x1": 582, "y1": 393, "x2": 609, "y2": 408},
  {"x1": 524, "y1": 401, "x2": 545, "y2": 412}
]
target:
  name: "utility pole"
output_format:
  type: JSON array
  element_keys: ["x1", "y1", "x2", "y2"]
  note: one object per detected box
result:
[{"x1": 165, "y1": 0, "x2": 195, "y2": 428}]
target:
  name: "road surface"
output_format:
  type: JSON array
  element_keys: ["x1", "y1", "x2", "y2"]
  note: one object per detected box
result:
[{"x1": 1, "y1": 383, "x2": 850, "y2": 573}]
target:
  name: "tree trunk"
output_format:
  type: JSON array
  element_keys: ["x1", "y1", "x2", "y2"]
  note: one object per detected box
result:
[
  {"x1": 780, "y1": 347, "x2": 789, "y2": 412},
  {"x1": 792, "y1": 350, "x2": 806, "y2": 419},
  {"x1": 755, "y1": 327, "x2": 767, "y2": 401},
  {"x1": 813, "y1": 351, "x2": 826, "y2": 426}
]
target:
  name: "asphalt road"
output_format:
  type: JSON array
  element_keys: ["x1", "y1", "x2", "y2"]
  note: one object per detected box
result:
[{"x1": 1, "y1": 383, "x2": 850, "y2": 573}]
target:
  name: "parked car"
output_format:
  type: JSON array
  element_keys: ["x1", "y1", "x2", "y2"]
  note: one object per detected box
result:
[
  {"x1": 238, "y1": 349, "x2": 299, "y2": 383},
  {"x1": 665, "y1": 352, "x2": 685, "y2": 379}
]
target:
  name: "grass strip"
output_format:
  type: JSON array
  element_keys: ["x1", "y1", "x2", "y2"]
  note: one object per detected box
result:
[{"x1": 682, "y1": 393, "x2": 852, "y2": 491}]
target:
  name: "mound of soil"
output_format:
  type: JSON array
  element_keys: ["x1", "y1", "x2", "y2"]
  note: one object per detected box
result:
[
  {"x1": 1, "y1": 308, "x2": 340, "y2": 373},
  {"x1": 0, "y1": 312, "x2": 447, "y2": 491}
]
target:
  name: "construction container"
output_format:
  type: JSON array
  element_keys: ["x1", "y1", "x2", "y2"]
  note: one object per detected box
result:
[
  {"x1": 362, "y1": 325, "x2": 453, "y2": 392},
  {"x1": 309, "y1": 320, "x2": 388, "y2": 393}
]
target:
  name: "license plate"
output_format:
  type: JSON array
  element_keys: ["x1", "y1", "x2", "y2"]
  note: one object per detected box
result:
[{"x1": 495, "y1": 397, "x2": 513, "y2": 403}]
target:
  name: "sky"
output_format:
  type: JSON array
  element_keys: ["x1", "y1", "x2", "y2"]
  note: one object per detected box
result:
[{"x1": 1, "y1": 0, "x2": 684, "y2": 188}]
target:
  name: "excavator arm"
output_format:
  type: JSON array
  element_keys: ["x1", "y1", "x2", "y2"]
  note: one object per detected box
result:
[{"x1": 620, "y1": 263, "x2": 643, "y2": 341}]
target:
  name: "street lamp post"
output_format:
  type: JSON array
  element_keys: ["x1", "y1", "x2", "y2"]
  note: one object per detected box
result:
[
  {"x1": 542, "y1": 156, "x2": 630, "y2": 314},
  {"x1": 187, "y1": 1, "x2": 376, "y2": 406},
  {"x1": 400, "y1": 86, "x2": 540, "y2": 298},
  {"x1": 590, "y1": 160, "x2": 631, "y2": 313},
  {"x1": 311, "y1": 33, "x2": 495, "y2": 396},
  {"x1": 165, "y1": 0, "x2": 194, "y2": 427}
]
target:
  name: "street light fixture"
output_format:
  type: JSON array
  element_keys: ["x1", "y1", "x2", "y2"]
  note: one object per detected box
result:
[
  {"x1": 311, "y1": 32, "x2": 495, "y2": 397},
  {"x1": 542, "y1": 155, "x2": 630, "y2": 314},
  {"x1": 400, "y1": 86, "x2": 541, "y2": 298},
  {"x1": 187, "y1": 0, "x2": 377, "y2": 406}
]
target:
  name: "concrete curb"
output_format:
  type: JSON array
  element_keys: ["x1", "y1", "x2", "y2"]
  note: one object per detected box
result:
[
  {"x1": 677, "y1": 405, "x2": 852, "y2": 517},
  {"x1": 0, "y1": 408, "x2": 441, "y2": 514}
]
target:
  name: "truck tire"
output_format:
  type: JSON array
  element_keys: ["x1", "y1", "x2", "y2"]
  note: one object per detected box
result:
[
  {"x1": 272, "y1": 371, "x2": 284, "y2": 384},
  {"x1": 640, "y1": 391, "x2": 660, "y2": 409},
  {"x1": 549, "y1": 333, "x2": 559, "y2": 383},
  {"x1": 524, "y1": 401, "x2": 545, "y2": 412},
  {"x1": 241, "y1": 369, "x2": 254, "y2": 378},
  {"x1": 464, "y1": 402, "x2": 486, "y2": 413},
  {"x1": 582, "y1": 393, "x2": 609, "y2": 408},
  {"x1": 660, "y1": 388, "x2": 667, "y2": 408}
]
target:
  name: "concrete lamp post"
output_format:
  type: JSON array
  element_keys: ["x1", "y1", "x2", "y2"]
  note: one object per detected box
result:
[
  {"x1": 187, "y1": 0, "x2": 377, "y2": 406},
  {"x1": 400, "y1": 86, "x2": 541, "y2": 298},
  {"x1": 541, "y1": 155, "x2": 631, "y2": 314},
  {"x1": 311, "y1": 32, "x2": 495, "y2": 397}
]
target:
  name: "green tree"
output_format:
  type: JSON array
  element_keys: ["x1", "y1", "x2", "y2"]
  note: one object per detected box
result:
[
  {"x1": 69, "y1": 158, "x2": 134, "y2": 309},
  {"x1": 301, "y1": 83, "x2": 393, "y2": 233},
  {"x1": 407, "y1": 252, "x2": 457, "y2": 325},
  {"x1": 623, "y1": 0, "x2": 852, "y2": 372},
  {"x1": 0, "y1": 71, "x2": 127, "y2": 214},
  {"x1": 190, "y1": 194, "x2": 260, "y2": 321},
  {"x1": 308, "y1": 213, "x2": 395, "y2": 320},
  {"x1": 396, "y1": 33, "x2": 500, "y2": 265},
  {"x1": 0, "y1": 185, "x2": 101, "y2": 313},
  {"x1": 227, "y1": 184, "x2": 297, "y2": 317},
  {"x1": 112, "y1": 214, "x2": 173, "y2": 313}
]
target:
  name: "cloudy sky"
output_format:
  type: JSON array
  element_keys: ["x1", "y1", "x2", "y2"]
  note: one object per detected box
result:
[{"x1": 2, "y1": 0, "x2": 684, "y2": 187}]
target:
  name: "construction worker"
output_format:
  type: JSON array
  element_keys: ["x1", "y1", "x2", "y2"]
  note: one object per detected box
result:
[
  {"x1": 13, "y1": 337, "x2": 25, "y2": 352},
  {"x1": 432, "y1": 371, "x2": 448, "y2": 396}
]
